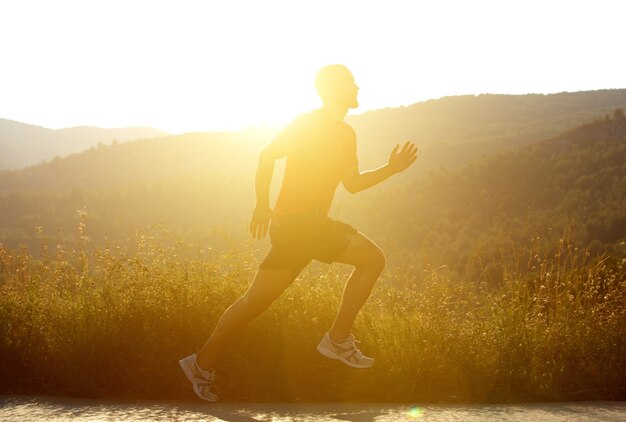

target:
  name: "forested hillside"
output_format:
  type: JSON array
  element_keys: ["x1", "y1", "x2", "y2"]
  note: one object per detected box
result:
[
  {"x1": 1, "y1": 108, "x2": 624, "y2": 280},
  {"x1": 345, "y1": 109, "x2": 626, "y2": 280}
]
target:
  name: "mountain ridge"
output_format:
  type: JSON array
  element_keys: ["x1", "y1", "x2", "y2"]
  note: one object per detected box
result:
[
  {"x1": 0, "y1": 117, "x2": 168, "y2": 170},
  {"x1": 2, "y1": 89, "x2": 626, "y2": 191},
  {"x1": 3, "y1": 89, "x2": 626, "y2": 173},
  {"x1": 347, "y1": 89, "x2": 626, "y2": 169}
]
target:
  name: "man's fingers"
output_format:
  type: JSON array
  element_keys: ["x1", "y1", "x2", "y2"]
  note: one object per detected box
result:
[
  {"x1": 250, "y1": 219, "x2": 271, "y2": 239},
  {"x1": 253, "y1": 221, "x2": 262, "y2": 239},
  {"x1": 399, "y1": 142, "x2": 416, "y2": 156},
  {"x1": 258, "y1": 222, "x2": 264, "y2": 239},
  {"x1": 391, "y1": 144, "x2": 400, "y2": 155}
]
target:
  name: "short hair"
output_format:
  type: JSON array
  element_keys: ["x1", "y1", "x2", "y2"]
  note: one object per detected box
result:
[{"x1": 315, "y1": 64, "x2": 351, "y2": 102}]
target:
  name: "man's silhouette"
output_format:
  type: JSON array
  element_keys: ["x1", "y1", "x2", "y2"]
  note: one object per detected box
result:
[{"x1": 180, "y1": 64, "x2": 417, "y2": 402}]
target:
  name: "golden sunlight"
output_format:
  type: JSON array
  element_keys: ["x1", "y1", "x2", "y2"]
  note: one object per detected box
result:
[{"x1": 2, "y1": 1, "x2": 622, "y2": 133}]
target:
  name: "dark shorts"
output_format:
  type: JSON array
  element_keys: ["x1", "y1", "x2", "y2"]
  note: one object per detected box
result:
[{"x1": 259, "y1": 212, "x2": 358, "y2": 274}]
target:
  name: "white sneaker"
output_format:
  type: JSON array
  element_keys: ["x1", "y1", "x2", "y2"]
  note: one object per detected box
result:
[
  {"x1": 317, "y1": 332, "x2": 374, "y2": 369},
  {"x1": 179, "y1": 354, "x2": 218, "y2": 402}
]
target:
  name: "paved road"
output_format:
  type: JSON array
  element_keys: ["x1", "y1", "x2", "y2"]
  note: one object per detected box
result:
[{"x1": 1, "y1": 396, "x2": 626, "y2": 421}]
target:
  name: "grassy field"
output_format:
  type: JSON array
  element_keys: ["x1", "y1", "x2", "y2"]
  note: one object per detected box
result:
[{"x1": 1, "y1": 219, "x2": 624, "y2": 403}]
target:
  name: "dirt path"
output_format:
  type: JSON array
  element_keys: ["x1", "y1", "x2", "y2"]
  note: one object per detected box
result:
[{"x1": 1, "y1": 395, "x2": 626, "y2": 421}]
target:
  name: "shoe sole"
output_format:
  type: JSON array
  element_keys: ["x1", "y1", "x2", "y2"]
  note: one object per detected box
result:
[
  {"x1": 316, "y1": 344, "x2": 374, "y2": 369},
  {"x1": 179, "y1": 358, "x2": 218, "y2": 402}
]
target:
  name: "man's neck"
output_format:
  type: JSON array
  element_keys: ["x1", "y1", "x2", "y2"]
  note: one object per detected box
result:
[{"x1": 321, "y1": 103, "x2": 349, "y2": 122}]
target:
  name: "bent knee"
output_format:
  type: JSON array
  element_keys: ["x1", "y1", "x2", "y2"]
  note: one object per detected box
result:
[
  {"x1": 358, "y1": 246, "x2": 385, "y2": 274},
  {"x1": 371, "y1": 247, "x2": 386, "y2": 273}
]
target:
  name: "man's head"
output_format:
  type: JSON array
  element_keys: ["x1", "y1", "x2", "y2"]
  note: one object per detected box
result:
[{"x1": 315, "y1": 64, "x2": 359, "y2": 109}]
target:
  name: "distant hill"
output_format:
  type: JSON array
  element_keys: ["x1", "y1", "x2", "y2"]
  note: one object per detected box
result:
[
  {"x1": 0, "y1": 118, "x2": 168, "y2": 170},
  {"x1": 348, "y1": 89, "x2": 626, "y2": 172}
]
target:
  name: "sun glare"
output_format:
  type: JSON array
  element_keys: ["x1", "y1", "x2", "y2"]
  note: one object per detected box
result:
[{"x1": 0, "y1": 1, "x2": 623, "y2": 133}]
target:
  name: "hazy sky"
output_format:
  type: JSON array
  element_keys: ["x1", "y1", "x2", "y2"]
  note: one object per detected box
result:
[{"x1": 1, "y1": 0, "x2": 624, "y2": 133}]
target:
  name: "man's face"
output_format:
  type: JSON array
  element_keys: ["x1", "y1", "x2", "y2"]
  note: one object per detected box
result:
[{"x1": 335, "y1": 70, "x2": 359, "y2": 109}]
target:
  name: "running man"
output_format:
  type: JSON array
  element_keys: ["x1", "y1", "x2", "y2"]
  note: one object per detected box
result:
[{"x1": 180, "y1": 64, "x2": 418, "y2": 402}]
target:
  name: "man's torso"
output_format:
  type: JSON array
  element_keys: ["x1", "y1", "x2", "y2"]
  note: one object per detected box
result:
[{"x1": 274, "y1": 108, "x2": 358, "y2": 218}]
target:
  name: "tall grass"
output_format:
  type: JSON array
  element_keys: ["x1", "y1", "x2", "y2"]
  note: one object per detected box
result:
[{"x1": 0, "y1": 218, "x2": 624, "y2": 403}]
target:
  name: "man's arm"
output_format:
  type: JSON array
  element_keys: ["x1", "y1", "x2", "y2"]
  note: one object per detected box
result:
[
  {"x1": 342, "y1": 141, "x2": 418, "y2": 194},
  {"x1": 249, "y1": 136, "x2": 290, "y2": 239}
]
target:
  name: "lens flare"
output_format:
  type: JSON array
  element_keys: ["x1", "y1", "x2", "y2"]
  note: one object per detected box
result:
[{"x1": 407, "y1": 406, "x2": 425, "y2": 418}]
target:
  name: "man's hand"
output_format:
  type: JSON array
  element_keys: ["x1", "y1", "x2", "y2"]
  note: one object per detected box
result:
[
  {"x1": 388, "y1": 141, "x2": 418, "y2": 174},
  {"x1": 249, "y1": 205, "x2": 274, "y2": 240}
]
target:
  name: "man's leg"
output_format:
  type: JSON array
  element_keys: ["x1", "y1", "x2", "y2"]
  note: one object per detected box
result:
[
  {"x1": 196, "y1": 268, "x2": 296, "y2": 370},
  {"x1": 328, "y1": 232, "x2": 385, "y2": 342}
]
